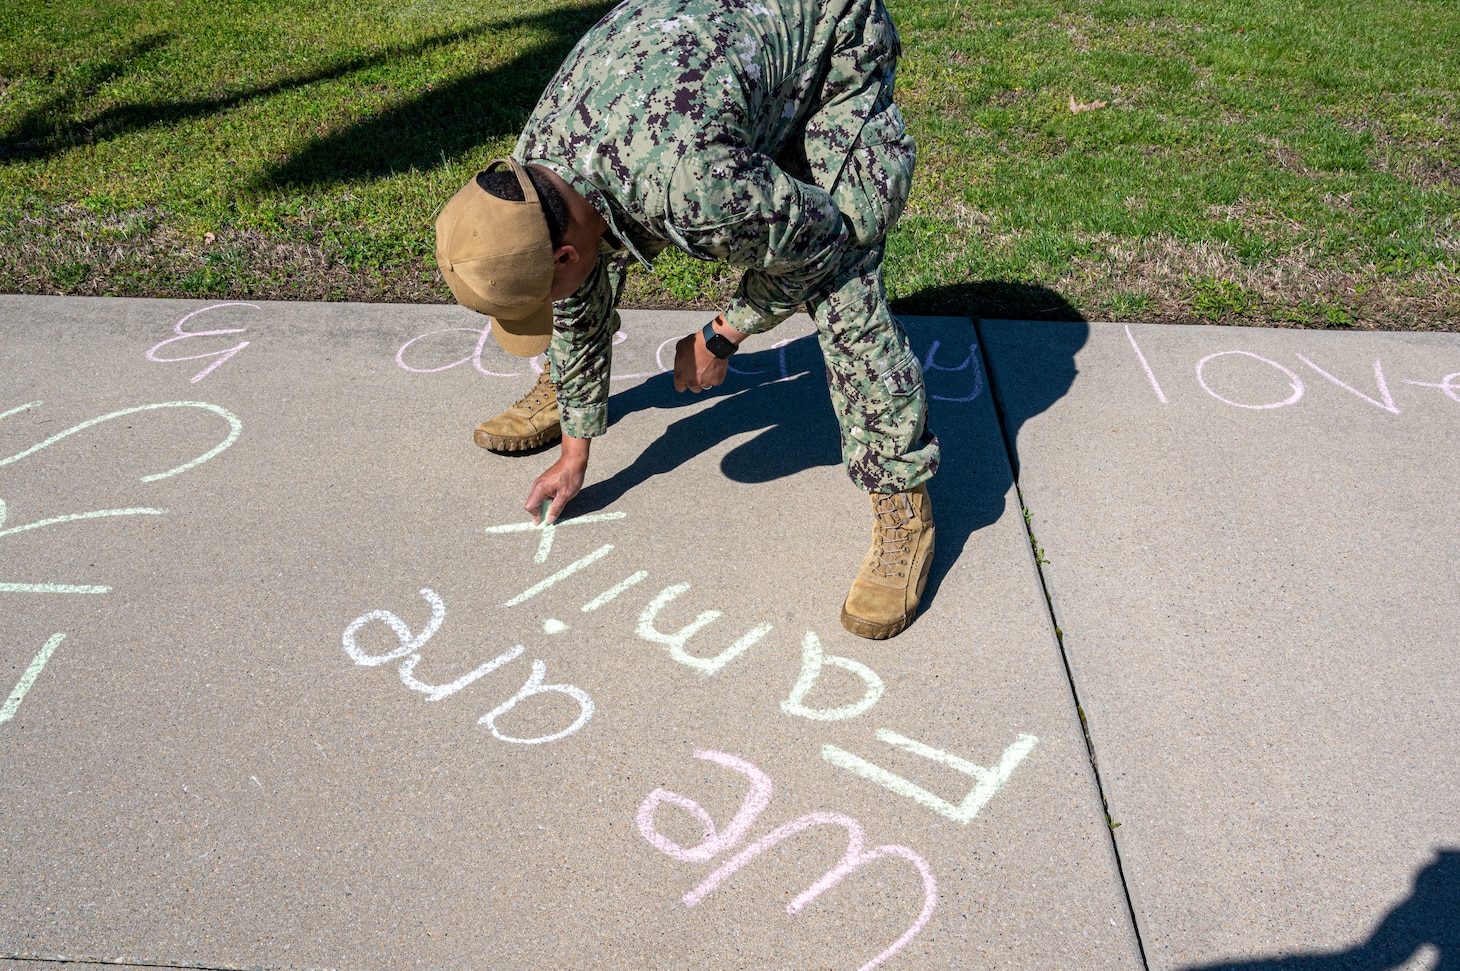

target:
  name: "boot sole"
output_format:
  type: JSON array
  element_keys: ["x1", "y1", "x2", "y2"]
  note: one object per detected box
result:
[
  {"x1": 474, "y1": 425, "x2": 562, "y2": 453},
  {"x1": 840, "y1": 604, "x2": 912, "y2": 640}
]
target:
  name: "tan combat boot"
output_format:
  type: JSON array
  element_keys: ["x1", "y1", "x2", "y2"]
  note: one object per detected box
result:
[
  {"x1": 474, "y1": 371, "x2": 562, "y2": 452},
  {"x1": 840, "y1": 484, "x2": 935, "y2": 639}
]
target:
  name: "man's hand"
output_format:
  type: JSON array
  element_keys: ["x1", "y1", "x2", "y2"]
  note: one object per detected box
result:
[
  {"x1": 674, "y1": 315, "x2": 745, "y2": 392},
  {"x1": 525, "y1": 435, "x2": 591, "y2": 524}
]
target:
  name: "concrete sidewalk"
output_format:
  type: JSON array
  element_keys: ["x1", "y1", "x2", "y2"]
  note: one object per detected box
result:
[{"x1": 0, "y1": 296, "x2": 1455, "y2": 970}]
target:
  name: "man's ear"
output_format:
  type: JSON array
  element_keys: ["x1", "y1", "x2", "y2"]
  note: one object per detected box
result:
[{"x1": 553, "y1": 244, "x2": 581, "y2": 267}]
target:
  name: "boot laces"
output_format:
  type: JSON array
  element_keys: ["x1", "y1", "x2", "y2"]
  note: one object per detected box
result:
[
  {"x1": 869, "y1": 493, "x2": 915, "y2": 579},
  {"x1": 515, "y1": 371, "x2": 555, "y2": 410}
]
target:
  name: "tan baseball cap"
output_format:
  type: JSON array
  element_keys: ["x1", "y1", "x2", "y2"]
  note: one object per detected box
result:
[{"x1": 435, "y1": 158, "x2": 554, "y2": 358}]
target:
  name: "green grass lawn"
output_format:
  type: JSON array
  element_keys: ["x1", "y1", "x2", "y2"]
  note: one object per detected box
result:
[{"x1": 2, "y1": 0, "x2": 1456, "y2": 328}]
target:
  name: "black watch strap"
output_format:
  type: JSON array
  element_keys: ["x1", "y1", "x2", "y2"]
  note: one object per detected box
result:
[{"x1": 701, "y1": 320, "x2": 739, "y2": 359}]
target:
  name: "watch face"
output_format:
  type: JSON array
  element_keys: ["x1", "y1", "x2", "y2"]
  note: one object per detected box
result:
[{"x1": 704, "y1": 328, "x2": 737, "y2": 359}]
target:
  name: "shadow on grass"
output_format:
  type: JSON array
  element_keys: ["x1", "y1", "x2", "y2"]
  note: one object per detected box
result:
[
  {"x1": 566, "y1": 285, "x2": 1088, "y2": 627},
  {"x1": 0, "y1": 32, "x2": 172, "y2": 159},
  {"x1": 891, "y1": 278, "x2": 1090, "y2": 322},
  {"x1": 1179, "y1": 849, "x2": 1458, "y2": 971},
  {"x1": 258, "y1": 1, "x2": 614, "y2": 187},
  {"x1": 0, "y1": 2, "x2": 614, "y2": 175}
]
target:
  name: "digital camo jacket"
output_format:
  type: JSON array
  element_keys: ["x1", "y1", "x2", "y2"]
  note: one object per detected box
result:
[{"x1": 517, "y1": 0, "x2": 937, "y2": 491}]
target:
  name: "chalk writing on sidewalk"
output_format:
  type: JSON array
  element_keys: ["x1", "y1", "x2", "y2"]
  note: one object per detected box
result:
[
  {"x1": 340, "y1": 586, "x2": 594, "y2": 745},
  {"x1": 395, "y1": 324, "x2": 986, "y2": 400},
  {"x1": 824, "y1": 729, "x2": 1039, "y2": 824},
  {"x1": 0, "y1": 400, "x2": 243, "y2": 595},
  {"x1": 147, "y1": 302, "x2": 257, "y2": 383},
  {"x1": 338, "y1": 506, "x2": 1036, "y2": 825},
  {"x1": 638, "y1": 749, "x2": 938, "y2": 971},
  {"x1": 1, "y1": 633, "x2": 67, "y2": 726},
  {"x1": 1123, "y1": 328, "x2": 1459, "y2": 413}
]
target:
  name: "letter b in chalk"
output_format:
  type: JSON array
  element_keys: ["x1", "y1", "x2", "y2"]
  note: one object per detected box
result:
[{"x1": 781, "y1": 631, "x2": 884, "y2": 722}]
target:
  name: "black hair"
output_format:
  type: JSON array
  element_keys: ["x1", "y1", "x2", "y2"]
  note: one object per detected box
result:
[{"x1": 476, "y1": 165, "x2": 571, "y2": 248}]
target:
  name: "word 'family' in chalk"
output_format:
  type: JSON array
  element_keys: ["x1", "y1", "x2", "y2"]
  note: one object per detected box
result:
[
  {"x1": 639, "y1": 750, "x2": 937, "y2": 971},
  {"x1": 1126, "y1": 325, "x2": 1460, "y2": 413},
  {"x1": 337, "y1": 507, "x2": 1038, "y2": 830}
]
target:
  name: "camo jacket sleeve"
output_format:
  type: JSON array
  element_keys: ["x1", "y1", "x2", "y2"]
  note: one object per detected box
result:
[
  {"x1": 664, "y1": 149, "x2": 851, "y2": 336},
  {"x1": 544, "y1": 244, "x2": 629, "y2": 440}
]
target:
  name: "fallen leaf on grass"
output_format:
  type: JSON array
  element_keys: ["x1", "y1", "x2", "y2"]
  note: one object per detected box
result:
[{"x1": 1069, "y1": 95, "x2": 1108, "y2": 114}]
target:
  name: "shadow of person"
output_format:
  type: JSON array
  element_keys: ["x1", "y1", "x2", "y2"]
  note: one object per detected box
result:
[
  {"x1": 258, "y1": 2, "x2": 615, "y2": 188},
  {"x1": 2, "y1": 5, "x2": 615, "y2": 173},
  {"x1": 1180, "y1": 849, "x2": 1459, "y2": 970},
  {"x1": 569, "y1": 293, "x2": 1088, "y2": 620},
  {"x1": 568, "y1": 335, "x2": 841, "y2": 514},
  {"x1": 0, "y1": 33, "x2": 170, "y2": 161}
]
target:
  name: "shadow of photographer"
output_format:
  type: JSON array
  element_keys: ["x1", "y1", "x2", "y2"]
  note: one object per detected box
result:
[{"x1": 1181, "y1": 850, "x2": 1458, "y2": 971}]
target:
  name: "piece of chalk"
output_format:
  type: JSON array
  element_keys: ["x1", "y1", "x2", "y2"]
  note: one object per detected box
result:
[{"x1": 540, "y1": 499, "x2": 553, "y2": 524}]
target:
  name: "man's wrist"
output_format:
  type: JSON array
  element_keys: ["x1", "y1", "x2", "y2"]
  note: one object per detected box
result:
[
  {"x1": 709, "y1": 314, "x2": 747, "y2": 344},
  {"x1": 701, "y1": 315, "x2": 745, "y2": 359},
  {"x1": 561, "y1": 434, "x2": 592, "y2": 462}
]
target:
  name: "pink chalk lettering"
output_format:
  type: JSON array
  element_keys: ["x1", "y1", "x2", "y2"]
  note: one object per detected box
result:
[
  {"x1": 921, "y1": 340, "x2": 983, "y2": 403},
  {"x1": 1296, "y1": 354, "x2": 1400, "y2": 414},
  {"x1": 1196, "y1": 350, "x2": 1305, "y2": 410},
  {"x1": 684, "y1": 810, "x2": 937, "y2": 971},
  {"x1": 637, "y1": 749, "x2": 773, "y2": 862},
  {"x1": 639, "y1": 750, "x2": 938, "y2": 971},
  {"x1": 395, "y1": 325, "x2": 526, "y2": 377},
  {"x1": 148, "y1": 303, "x2": 257, "y2": 383},
  {"x1": 1403, "y1": 372, "x2": 1460, "y2": 404},
  {"x1": 1124, "y1": 325, "x2": 1168, "y2": 404}
]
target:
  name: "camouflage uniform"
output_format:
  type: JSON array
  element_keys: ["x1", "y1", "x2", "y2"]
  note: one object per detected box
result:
[{"x1": 519, "y1": 0, "x2": 939, "y2": 492}]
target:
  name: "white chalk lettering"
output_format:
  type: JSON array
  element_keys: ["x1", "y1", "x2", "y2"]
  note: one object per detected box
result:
[
  {"x1": 0, "y1": 504, "x2": 167, "y2": 541},
  {"x1": 1, "y1": 633, "x2": 67, "y2": 725},
  {"x1": 822, "y1": 728, "x2": 1038, "y2": 824},
  {"x1": 1296, "y1": 354, "x2": 1400, "y2": 414},
  {"x1": 581, "y1": 571, "x2": 649, "y2": 611},
  {"x1": 1124, "y1": 324, "x2": 1169, "y2": 404},
  {"x1": 479, "y1": 659, "x2": 594, "y2": 744},
  {"x1": 147, "y1": 303, "x2": 257, "y2": 383},
  {"x1": 0, "y1": 400, "x2": 243, "y2": 482},
  {"x1": 0, "y1": 583, "x2": 111, "y2": 594},
  {"x1": 636, "y1": 585, "x2": 771, "y2": 675},
  {"x1": 398, "y1": 643, "x2": 524, "y2": 702},
  {"x1": 484, "y1": 510, "x2": 626, "y2": 563},
  {"x1": 342, "y1": 587, "x2": 446, "y2": 666},
  {"x1": 922, "y1": 340, "x2": 985, "y2": 402},
  {"x1": 781, "y1": 631, "x2": 884, "y2": 721},
  {"x1": 1196, "y1": 350, "x2": 1305, "y2": 410},
  {"x1": 1403, "y1": 372, "x2": 1460, "y2": 404},
  {"x1": 502, "y1": 544, "x2": 615, "y2": 606},
  {"x1": 637, "y1": 583, "x2": 722, "y2": 649}
]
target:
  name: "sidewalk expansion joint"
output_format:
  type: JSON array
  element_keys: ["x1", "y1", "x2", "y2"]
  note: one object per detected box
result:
[
  {"x1": 973, "y1": 319, "x2": 1151, "y2": 971},
  {"x1": 1, "y1": 951, "x2": 334, "y2": 971}
]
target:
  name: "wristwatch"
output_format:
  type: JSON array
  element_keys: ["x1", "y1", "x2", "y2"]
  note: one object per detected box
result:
[{"x1": 701, "y1": 320, "x2": 739, "y2": 359}]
